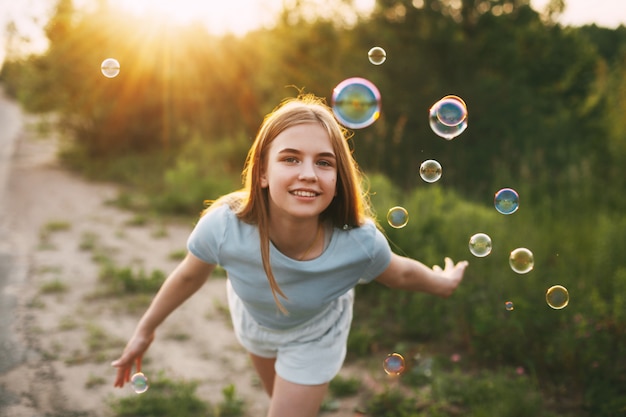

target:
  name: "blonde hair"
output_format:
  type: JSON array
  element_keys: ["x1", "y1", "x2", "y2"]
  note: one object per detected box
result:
[{"x1": 204, "y1": 94, "x2": 374, "y2": 313}]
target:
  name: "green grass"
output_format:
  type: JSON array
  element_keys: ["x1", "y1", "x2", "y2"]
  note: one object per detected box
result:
[
  {"x1": 39, "y1": 279, "x2": 68, "y2": 294},
  {"x1": 108, "y1": 374, "x2": 246, "y2": 417}
]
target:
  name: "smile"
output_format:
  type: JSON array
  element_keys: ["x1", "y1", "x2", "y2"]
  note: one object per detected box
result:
[{"x1": 291, "y1": 190, "x2": 319, "y2": 197}]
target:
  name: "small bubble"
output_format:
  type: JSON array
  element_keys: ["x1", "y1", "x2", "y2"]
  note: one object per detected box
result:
[
  {"x1": 332, "y1": 77, "x2": 381, "y2": 129},
  {"x1": 429, "y1": 95, "x2": 468, "y2": 140},
  {"x1": 546, "y1": 285, "x2": 569, "y2": 309},
  {"x1": 101, "y1": 58, "x2": 120, "y2": 78},
  {"x1": 387, "y1": 206, "x2": 409, "y2": 229},
  {"x1": 494, "y1": 188, "x2": 519, "y2": 215},
  {"x1": 505, "y1": 301, "x2": 514, "y2": 311},
  {"x1": 130, "y1": 372, "x2": 149, "y2": 394},
  {"x1": 419, "y1": 159, "x2": 442, "y2": 183},
  {"x1": 368, "y1": 46, "x2": 387, "y2": 65},
  {"x1": 509, "y1": 248, "x2": 534, "y2": 274},
  {"x1": 469, "y1": 233, "x2": 492, "y2": 257},
  {"x1": 383, "y1": 353, "x2": 405, "y2": 375}
]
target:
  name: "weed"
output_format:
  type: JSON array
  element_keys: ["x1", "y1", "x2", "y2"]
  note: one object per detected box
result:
[
  {"x1": 126, "y1": 213, "x2": 148, "y2": 226},
  {"x1": 78, "y1": 231, "x2": 99, "y2": 251},
  {"x1": 43, "y1": 220, "x2": 72, "y2": 232},
  {"x1": 39, "y1": 279, "x2": 68, "y2": 294},
  {"x1": 168, "y1": 249, "x2": 187, "y2": 261},
  {"x1": 98, "y1": 263, "x2": 165, "y2": 295},
  {"x1": 58, "y1": 315, "x2": 79, "y2": 331},
  {"x1": 329, "y1": 375, "x2": 361, "y2": 398},
  {"x1": 85, "y1": 373, "x2": 107, "y2": 389},
  {"x1": 108, "y1": 372, "x2": 211, "y2": 417},
  {"x1": 215, "y1": 384, "x2": 246, "y2": 417}
]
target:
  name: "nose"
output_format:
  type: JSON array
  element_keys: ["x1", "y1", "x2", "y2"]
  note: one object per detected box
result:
[{"x1": 298, "y1": 160, "x2": 317, "y2": 181}]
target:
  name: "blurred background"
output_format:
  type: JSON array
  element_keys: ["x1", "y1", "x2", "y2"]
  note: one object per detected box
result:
[{"x1": 1, "y1": 0, "x2": 625, "y2": 416}]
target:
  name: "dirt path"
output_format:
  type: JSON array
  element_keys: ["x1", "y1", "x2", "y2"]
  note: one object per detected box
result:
[
  {"x1": 0, "y1": 110, "x2": 273, "y2": 416},
  {"x1": 0, "y1": 101, "x2": 375, "y2": 416}
]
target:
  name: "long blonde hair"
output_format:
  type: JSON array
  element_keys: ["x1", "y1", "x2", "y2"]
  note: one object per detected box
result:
[{"x1": 205, "y1": 94, "x2": 374, "y2": 313}]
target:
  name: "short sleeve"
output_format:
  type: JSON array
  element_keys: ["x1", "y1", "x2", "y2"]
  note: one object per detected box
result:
[
  {"x1": 186, "y1": 204, "x2": 229, "y2": 265},
  {"x1": 357, "y1": 222, "x2": 392, "y2": 284}
]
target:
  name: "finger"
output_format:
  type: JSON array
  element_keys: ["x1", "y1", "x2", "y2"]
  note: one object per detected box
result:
[
  {"x1": 433, "y1": 265, "x2": 442, "y2": 272},
  {"x1": 114, "y1": 366, "x2": 127, "y2": 387},
  {"x1": 444, "y1": 257, "x2": 454, "y2": 269}
]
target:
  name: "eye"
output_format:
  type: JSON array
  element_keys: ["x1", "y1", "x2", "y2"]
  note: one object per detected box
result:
[
  {"x1": 317, "y1": 159, "x2": 333, "y2": 167},
  {"x1": 283, "y1": 156, "x2": 299, "y2": 164}
]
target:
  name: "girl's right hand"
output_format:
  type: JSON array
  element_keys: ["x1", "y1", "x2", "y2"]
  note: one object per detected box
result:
[{"x1": 111, "y1": 331, "x2": 155, "y2": 388}]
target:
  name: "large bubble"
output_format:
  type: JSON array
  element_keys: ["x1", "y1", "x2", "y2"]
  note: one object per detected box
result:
[
  {"x1": 509, "y1": 248, "x2": 534, "y2": 274},
  {"x1": 130, "y1": 372, "x2": 149, "y2": 394},
  {"x1": 429, "y1": 95, "x2": 468, "y2": 140},
  {"x1": 469, "y1": 233, "x2": 492, "y2": 257},
  {"x1": 383, "y1": 353, "x2": 406, "y2": 375},
  {"x1": 368, "y1": 46, "x2": 387, "y2": 65},
  {"x1": 419, "y1": 159, "x2": 443, "y2": 183},
  {"x1": 494, "y1": 188, "x2": 519, "y2": 215},
  {"x1": 101, "y1": 58, "x2": 120, "y2": 78},
  {"x1": 387, "y1": 206, "x2": 409, "y2": 229},
  {"x1": 332, "y1": 77, "x2": 381, "y2": 129},
  {"x1": 546, "y1": 285, "x2": 569, "y2": 309}
]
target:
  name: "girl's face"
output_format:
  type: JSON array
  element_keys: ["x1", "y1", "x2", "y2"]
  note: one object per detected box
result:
[{"x1": 260, "y1": 123, "x2": 337, "y2": 222}]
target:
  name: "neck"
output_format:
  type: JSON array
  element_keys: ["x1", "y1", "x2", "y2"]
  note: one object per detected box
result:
[{"x1": 269, "y1": 218, "x2": 323, "y2": 260}]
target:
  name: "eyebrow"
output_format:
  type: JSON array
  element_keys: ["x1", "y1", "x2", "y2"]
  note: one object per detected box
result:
[{"x1": 277, "y1": 148, "x2": 336, "y2": 159}]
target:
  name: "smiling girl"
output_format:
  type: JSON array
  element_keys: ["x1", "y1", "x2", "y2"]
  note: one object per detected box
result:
[{"x1": 112, "y1": 94, "x2": 468, "y2": 417}]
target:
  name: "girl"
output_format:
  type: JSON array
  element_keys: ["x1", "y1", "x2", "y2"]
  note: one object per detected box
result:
[{"x1": 112, "y1": 94, "x2": 468, "y2": 417}]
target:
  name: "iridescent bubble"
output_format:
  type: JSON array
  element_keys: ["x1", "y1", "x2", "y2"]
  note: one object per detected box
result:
[
  {"x1": 332, "y1": 77, "x2": 381, "y2": 129},
  {"x1": 494, "y1": 188, "x2": 519, "y2": 215},
  {"x1": 419, "y1": 159, "x2": 442, "y2": 183},
  {"x1": 505, "y1": 301, "x2": 514, "y2": 311},
  {"x1": 546, "y1": 285, "x2": 569, "y2": 309},
  {"x1": 387, "y1": 206, "x2": 409, "y2": 229},
  {"x1": 429, "y1": 95, "x2": 468, "y2": 140},
  {"x1": 468, "y1": 233, "x2": 492, "y2": 257},
  {"x1": 101, "y1": 58, "x2": 120, "y2": 78},
  {"x1": 368, "y1": 46, "x2": 387, "y2": 65},
  {"x1": 509, "y1": 248, "x2": 534, "y2": 274},
  {"x1": 383, "y1": 353, "x2": 406, "y2": 375},
  {"x1": 130, "y1": 372, "x2": 149, "y2": 394}
]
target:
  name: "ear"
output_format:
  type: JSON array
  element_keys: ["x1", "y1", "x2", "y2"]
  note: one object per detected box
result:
[{"x1": 260, "y1": 172, "x2": 269, "y2": 188}]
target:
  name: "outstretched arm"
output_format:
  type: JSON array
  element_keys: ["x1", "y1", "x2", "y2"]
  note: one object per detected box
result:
[
  {"x1": 375, "y1": 254, "x2": 468, "y2": 298},
  {"x1": 111, "y1": 252, "x2": 215, "y2": 387}
]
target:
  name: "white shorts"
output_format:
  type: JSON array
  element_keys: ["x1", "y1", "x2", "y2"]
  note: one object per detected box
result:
[{"x1": 226, "y1": 280, "x2": 354, "y2": 385}]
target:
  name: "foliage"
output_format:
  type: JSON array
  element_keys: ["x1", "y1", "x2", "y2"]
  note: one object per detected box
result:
[
  {"x1": 98, "y1": 262, "x2": 166, "y2": 295},
  {"x1": 108, "y1": 375, "x2": 246, "y2": 417},
  {"x1": 109, "y1": 373, "x2": 211, "y2": 417},
  {"x1": 366, "y1": 366, "x2": 553, "y2": 417},
  {"x1": 3, "y1": 0, "x2": 626, "y2": 414}
]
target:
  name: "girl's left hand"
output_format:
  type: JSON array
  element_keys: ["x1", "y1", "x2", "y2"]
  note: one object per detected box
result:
[{"x1": 433, "y1": 257, "x2": 469, "y2": 297}]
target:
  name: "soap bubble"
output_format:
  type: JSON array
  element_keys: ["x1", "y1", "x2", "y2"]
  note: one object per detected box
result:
[
  {"x1": 332, "y1": 77, "x2": 381, "y2": 129},
  {"x1": 468, "y1": 233, "x2": 492, "y2": 257},
  {"x1": 383, "y1": 353, "x2": 406, "y2": 375},
  {"x1": 505, "y1": 301, "x2": 514, "y2": 311},
  {"x1": 368, "y1": 46, "x2": 387, "y2": 65},
  {"x1": 130, "y1": 372, "x2": 149, "y2": 394},
  {"x1": 546, "y1": 285, "x2": 569, "y2": 309},
  {"x1": 429, "y1": 95, "x2": 468, "y2": 140},
  {"x1": 419, "y1": 159, "x2": 442, "y2": 183},
  {"x1": 509, "y1": 248, "x2": 534, "y2": 274},
  {"x1": 101, "y1": 58, "x2": 120, "y2": 78},
  {"x1": 494, "y1": 188, "x2": 519, "y2": 215},
  {"x1": 387, "y1": 206, "x2": 409, "y2": 229}
]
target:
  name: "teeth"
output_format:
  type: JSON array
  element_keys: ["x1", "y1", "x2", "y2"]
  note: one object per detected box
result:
[{"x1": 292, "y1": 190, "x2": 317, "y2": 197}]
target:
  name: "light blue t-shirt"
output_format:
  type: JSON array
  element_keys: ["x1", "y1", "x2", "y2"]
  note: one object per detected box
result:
[{"x1": 187, "y1": 204, "x2": 392, "y2": 329}]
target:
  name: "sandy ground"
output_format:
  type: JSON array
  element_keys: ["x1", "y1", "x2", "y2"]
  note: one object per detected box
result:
[{"x1": 0, "y1": 112, "x2": 381, "y2": 416}]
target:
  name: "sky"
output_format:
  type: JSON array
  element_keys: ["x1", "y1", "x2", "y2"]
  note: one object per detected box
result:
[{"x1": 1, "y1": 0, "x2": 626, "y2": 67}]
